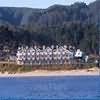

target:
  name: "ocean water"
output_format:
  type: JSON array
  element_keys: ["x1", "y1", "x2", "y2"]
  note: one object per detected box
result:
[{"x1": 0, "y1": 76, "x2": 100, "y2": 99}]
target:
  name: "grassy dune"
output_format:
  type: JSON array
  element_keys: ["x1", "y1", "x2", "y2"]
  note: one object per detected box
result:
[{"x1": 0, "y1": 61, "x2": 97, "y2": 74}]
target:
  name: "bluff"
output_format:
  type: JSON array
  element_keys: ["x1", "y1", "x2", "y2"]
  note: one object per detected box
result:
[{"x1": 0, "y1": 0, "x2": 99, "y2": 54}]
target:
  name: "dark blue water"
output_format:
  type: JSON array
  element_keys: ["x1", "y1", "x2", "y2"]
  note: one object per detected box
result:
[{"x1": 0, "y1": 76, "x2": 100, "y2": 100}]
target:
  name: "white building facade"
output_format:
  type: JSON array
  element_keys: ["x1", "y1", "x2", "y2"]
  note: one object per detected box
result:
[{"x1": 16, "y1": 45, "x2": 77, "y2": 65}]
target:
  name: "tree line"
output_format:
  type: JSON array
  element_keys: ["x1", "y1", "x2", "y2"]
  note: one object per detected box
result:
[{"x1": 0, "y1": 21, "x2": 99, "y2": 55}]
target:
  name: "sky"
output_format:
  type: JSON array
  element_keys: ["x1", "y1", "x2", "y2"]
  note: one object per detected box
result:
[{"x1": 0, "y1": 0, "x2": 96, "y2": 8}]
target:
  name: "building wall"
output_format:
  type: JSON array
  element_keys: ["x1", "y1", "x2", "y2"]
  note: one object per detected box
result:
[{"x1": 16, "y1": 46, "x2": 76, "y2": 65}]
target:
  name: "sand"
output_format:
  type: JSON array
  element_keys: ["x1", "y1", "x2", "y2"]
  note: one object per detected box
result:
[{"x1": 0, "y1": 67, "x2": 99, "y2": 77}]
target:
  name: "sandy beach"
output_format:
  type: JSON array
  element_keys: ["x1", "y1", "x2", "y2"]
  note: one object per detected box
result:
[{"x1": 0, "y1": 67, "x2": 99, "y2": 77}]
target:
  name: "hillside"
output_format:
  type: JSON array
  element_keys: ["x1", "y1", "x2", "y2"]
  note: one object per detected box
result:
[{"x1": 0, "y1": 0, "x2": 99, "y2": 54}]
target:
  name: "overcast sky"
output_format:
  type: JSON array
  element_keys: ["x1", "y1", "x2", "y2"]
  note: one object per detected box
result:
[{"x1": 0, "y1": 0, "x2": 96, "y2": 8}]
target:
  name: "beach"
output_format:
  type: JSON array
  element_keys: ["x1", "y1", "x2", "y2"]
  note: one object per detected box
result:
[{"x1": 0, "y1": 67, "x2": 99, "y2": 77}]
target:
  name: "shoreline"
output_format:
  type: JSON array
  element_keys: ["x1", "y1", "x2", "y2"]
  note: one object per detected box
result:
[{"x1": 0, "y1": 67, "x2": 99, "y2": 77}]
